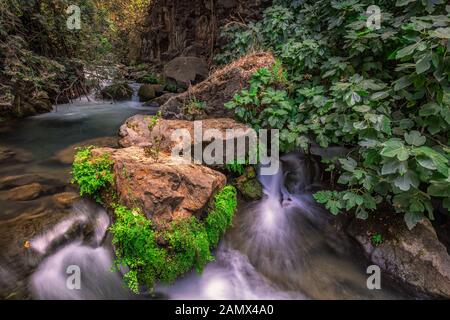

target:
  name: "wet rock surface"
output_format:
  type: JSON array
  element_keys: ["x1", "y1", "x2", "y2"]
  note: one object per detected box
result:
[
  {"x1": 53, "y1": 136, "x2": 119, "y2": 165},
  {"x1": 0, "y1": 146, "x2": 33, "y2": 165},
  {"x1": 347, "y1": 215, "x2": 450, "y2": 299},
  {"x1": 100, "y1": 82, "x2": 133, "y2": 101},
  {"x1": 143, "y1": 93, "x2": 177, "y2": 108}
]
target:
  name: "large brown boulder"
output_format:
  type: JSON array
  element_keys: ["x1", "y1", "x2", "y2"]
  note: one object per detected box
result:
[
  {"x1": 347, "y1": 216, "x2": 450, "y2": 298},
  {"x1": 138, "y1": 84, "x2": 162, "y2": 102},
  {"x1": 119, "y1": 115, "x2": 251, "y2": 150},
  {"x1": 100, "y1": 82, "x2": 133, "y2": 101},
  {"x1": 160, "y1": 52, "x2": 275, "y2": 119},
  {"x1": 164, "y1": 57, "x2": 209, "y2": 89},
  {"x1": 91, "y1": 147, "x2": 226, "y2": 228}
]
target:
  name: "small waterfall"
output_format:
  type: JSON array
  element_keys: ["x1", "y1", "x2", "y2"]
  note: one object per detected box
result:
[
  {"x1": 26, "y1": 153, "x2": 407, "y2": 300},
  {"x1": 30, "y1": 200, "x2": 133, "y2": 300}
]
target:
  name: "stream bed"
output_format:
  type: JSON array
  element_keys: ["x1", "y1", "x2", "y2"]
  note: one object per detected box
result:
[{"x1": 0, "y1": 95, "x2": 413, "y2": 300}]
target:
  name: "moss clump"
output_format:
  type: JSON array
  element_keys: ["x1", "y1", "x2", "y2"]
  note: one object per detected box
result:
[
  {"x1": 109, "y1": 186, "x2": 238, "y2": 294},
  {"x1": 110, "y1": 205, "x2": 166, "y2": 294},
  {"x1": 137, "y1": 84, "x2": 156, "y2": 102},
  {"x1": 71, "y1": 147, "x2": 114, "y2": 201},
  {"x1": 137, "y1": 73, "x2": 160, "y2": 85},
  {"x1": 205, "y1": 185, "x2": 238, "y2": 245},
  {"x1": 235, "y1": 167, "x2": 263, "y2": 201},
  {"x1": 71, "y1": 148, "x2": 238, "y2": 293},
  {"x1": 100, "y1": 82, "x2": 133, "y2": 100}
]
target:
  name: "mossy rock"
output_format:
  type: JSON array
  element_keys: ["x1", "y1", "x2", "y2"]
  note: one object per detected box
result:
[
  {"x1": 236, "y1": 167, "x2": 263, "y2": 201},
  {"x1": 138, "y1": 84, "x2": 158, "y2": 102},
  {"x1": 101, "y1": 82, "x2": 133, "y2": 101}
]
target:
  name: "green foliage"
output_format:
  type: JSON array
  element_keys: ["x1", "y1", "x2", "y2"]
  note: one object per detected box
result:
[
  {"x1": 146, "y1": 111, "x2": 161, "y2": 132},
  {"x1": 165, "y1": 83, "x2": 178, "y2": 93},
  {"x1": 225, "y1": 161, "x2": 247, "y2": 176},
  {"x1": 138, "y1": 73, "x2": 160, "y2": 84},
  {"x1": 183, "y1": 98, "x2": 206, "y2": 120},
  {"x1": 109, "y1": 186, "x2": 238, "y2": 294},
  {"x1": 225, "y1": 61, "x2": 308, "y2": 152},
  {"x1": 371, "y1": 233, "x2": 383, "y2": 246},
  {"x1": 206, "y1": 186, "x2": 238, "y2": 245},
  {"x1": 110, "y1": 205, "x2": 166, "y2": 293},
  {"x1": 71, "y1": 147, "x2": 114, "y2": 200},
  {"x1": 163, "y1": 217, "x2": 213, "y2": 278},
  {"x1": 221, "y1": 1, "x2": 450, "y2": 229},
  {"x1": 0, "y1": 0, "x2": 119, "y2": 116}
]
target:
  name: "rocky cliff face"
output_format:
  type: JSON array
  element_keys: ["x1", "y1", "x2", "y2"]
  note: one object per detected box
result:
[{"x1": 138, "y1": 0, "x2": 272, "y2": 64}]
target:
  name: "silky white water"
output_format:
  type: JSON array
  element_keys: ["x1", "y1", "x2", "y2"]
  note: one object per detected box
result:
[{"x1": 0, "y1": 92, "x2": 411, "y2": 300}]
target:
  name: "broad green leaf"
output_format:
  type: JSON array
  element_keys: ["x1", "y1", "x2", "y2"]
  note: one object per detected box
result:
[
  {"x1": 416, "y1": 53, "x2": 432, "y2": 74},
  {"x1": 413, "y1": 146, "x2": 449, "y2": 176},
  {"x1": 396, "y1": 43, "x2": 419, "y2": 59},
  {"x1": 427, "y1": 181, "x2": 450, "y2": 197},
  {"x1": 339, "y1": 157, "x2": 357, "y2": 172},
  {"x1": 353, "y1": 105, "x2": 371, "y2": 112},
  {"x1": 393, "y1": 76, "x2": 412, "y2": 91},
  {"x1": 409, "y1": 199, "x2": 425, "y2": 213},
  {"x1": 370, "y1": 91, "x2": 389, "y2": 101},
  {"x1": 382, "y1": 159, "x2": 407, "y2": 175},
  {"x1": 394, "y1": 171, "x2": 419, "y2": 191},
  {"x1": 416, "y1": 155, "x2": 437, "y2": 170},
  {"x1": 380, "y1": 139, "x2": 405, "y2": 158},
  {"x1": 405, "y1": 131, "x2": 426, "y2": 146},
  {"x1": 430, "y1": 27, "x2": 450, "y2": 39}
]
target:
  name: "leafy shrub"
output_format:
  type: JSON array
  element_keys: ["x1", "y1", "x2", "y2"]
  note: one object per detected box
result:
[
  {"x1": 221, "y1": 0, "x2": 450, "y2": 229},
  {"x1": 71, "y1": 147, "x2": 114, "y2": 200},
  {"x1": 183, "y1": 98, "x2": 206, "y2": 120},
  {"x1": 109, "y1": 186, "x2": 238, "y2": 293},
  {"x1": 165, "y1": 83, "x2": 178, "y2": 93},
  {"x1": 138, "y1": 73, "x2": 160, "y2": 84},
  {"x1": 225, "y1": 161, "x2": 247, "y2": 176}
]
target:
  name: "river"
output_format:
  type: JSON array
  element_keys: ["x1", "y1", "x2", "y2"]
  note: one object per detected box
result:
[{"x1": 0, "y1": 91, "x2": 412, "y2": 300}]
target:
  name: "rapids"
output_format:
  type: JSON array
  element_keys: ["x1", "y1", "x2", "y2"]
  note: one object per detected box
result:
[{"x1": 0, "y1": 91, "x2": 411, "y2": 300}]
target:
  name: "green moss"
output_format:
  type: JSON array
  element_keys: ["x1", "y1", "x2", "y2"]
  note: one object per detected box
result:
[
  {"x1": 71, "y1": 147, "x2": 114, "y2": 201},
  {"x1": 109, "y1": 186, "x2": 238, "y2": 294},
  {"x1": 138, "y1": 72, "x2": 160, "y2": 84},
  {"x1": 206, "y1": 185, "x2": 238, "y2": 245},
  {"x1": 164, "y1": 83, "x2": 178, "y2": 93},
  {"x1": 71, "y1": 147, "x2": 238, "y2": 293},
  {"x1": 162, "y1": 217, "x2": 213, "y2": 281},
  {"x1": 109, "y1": 205, "x2": 166, "y2": 293},
  {"x1": 237, "y1": 178, "x2": 263, "y2": 201}
]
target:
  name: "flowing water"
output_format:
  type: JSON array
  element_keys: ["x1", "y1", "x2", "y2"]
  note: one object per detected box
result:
[{"x1": 0, "y1": 92, "x2": 412, "y2": 300}]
